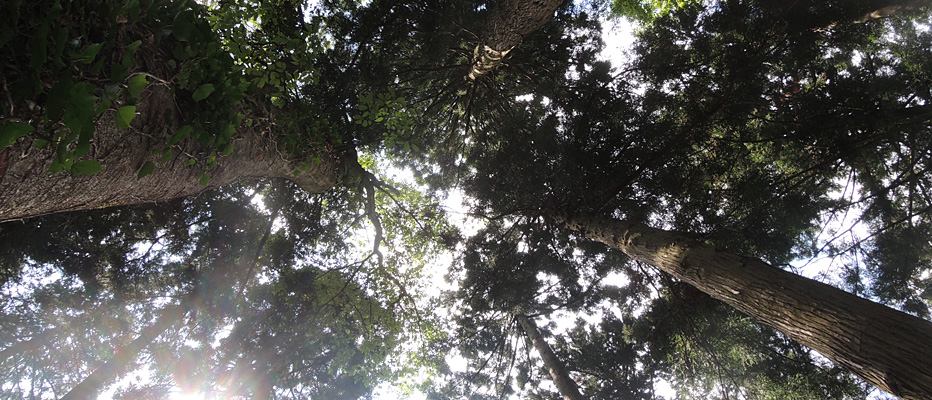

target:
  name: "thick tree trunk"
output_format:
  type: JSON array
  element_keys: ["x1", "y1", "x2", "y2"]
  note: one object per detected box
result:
[
  {"x1": 850, "y1": 0, "x2": 926, "y2": 23},
  {"x1": 0, "y1": 83, "x2": 344, "y2": 222},
  {"x1": 468, "y1": 0, "x2": 565, "y2": 79},
  {"x1": 515, "y1": 314, "x2": 585, "y2": 400},
  {"x1": 760, "y1": 0, "x2": 927, "y2": 30},
  {"x1": 60, "y1": 301, "x2": 190, "y2": 400},
  {"x1": 554, "y1": 213, "x2": 932, "y2": 400}
]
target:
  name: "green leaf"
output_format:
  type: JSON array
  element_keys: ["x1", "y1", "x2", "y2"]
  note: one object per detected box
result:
[
  {"x1": 115, "y1": 106, "x2": 136, "y2": 129},
  {"x1": 0, "y1": 121, "x2": 34, "y2": 149},
  {"x1": 168, "y1": 125, "x2": 193, "y2": 145},
  {"x1": 74, "y1": 138, "x2": 90, "y2": 158},
  {"x1": 221, "y1": 123, "x2": 236, "y2": 141},
  {"x1": 71, "y1": 160, "x2": 103, "y2": 175},
  {"x1": 184, "y1": 158, "x2": 197, "y2": 167},
  {"x1": 127, "y1": 74, "x2": 148, "y2": 98},
  {"x1": 199, "y1": 173, "x2": 210, "y2": 186},
  {"x1": 137, "y1": 161, "x2": 155, "y2": 178},
  {"x1": 76, "y1": 43, "x2": 104, "y2": 64},
  {"x1": 47, "y1": 160, "x2": 65, "y2": 173},
  {"x1": 192, "y1": 83, "x2": 215, "y2": 101},
  {"x1": 125, "y1": 39, "x2": 142, "y2": 54}
]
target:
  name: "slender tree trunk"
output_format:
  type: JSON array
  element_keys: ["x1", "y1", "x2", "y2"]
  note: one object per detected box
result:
[
  {"x1": 515, "y1": 314, "x2": 585, "y2": 400},
  {"x1": 60, "y1": 301, "x2": 190, "y2": 400},
  {"x1": 553, "y1": 212, "x2": 932, "y2": 400},
  {"x1": 468, "y1": 0, "x2": 565, "y2": 79}
]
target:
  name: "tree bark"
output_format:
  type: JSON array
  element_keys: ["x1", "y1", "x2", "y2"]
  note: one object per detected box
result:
[
  {"x1": 554, "y1": 212, "x2": 932, "y2": 400},
  {"x1": 515, "y1": 314, "x2": 585, "y2": 400},
  {"x1": 0, "y1": 83, "x2": 345, "y2": 222},
  {"x1": 60, "y1": 301, "x2": 190, "y2": 400},
  {"x1": 468, "y1": 0, "x2": 565, "y2": 80},
  {"x1": 760, "y1": 0, "x2": 927, "y2": 31},
  {"x1": 850, "y1": 0, "x2": 926, "y2": 23}
]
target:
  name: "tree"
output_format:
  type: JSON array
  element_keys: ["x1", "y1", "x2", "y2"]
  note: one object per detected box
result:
[
  {"x1": 468, "y1": 0, "x2": 566, "y2": 79},
  {"x1": 554, "y1": 212, "x2": 932, "y2": 399},
  {"x1": 450, "y1": 0, "x2": 932, "y2": 398},
  {"x1": 59, "y1": 300, "x2": 191, "y2": 400},
  {"x1": 0, "y1": 179, "x2": 436, "y2": 399},
  {"x1": 4, "y1": 0, "x2": 932, "y2": 398},
  {"x1": 0, "y1": 0, "x2": 350, "y2": 222},
  {"x1": 515, "y1": 314, "x2": 585, "y2": 400}
]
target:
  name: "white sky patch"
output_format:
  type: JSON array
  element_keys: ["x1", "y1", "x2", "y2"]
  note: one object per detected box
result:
[
  {"x1": 602, "y1": 269, "x2": 632, "y2": 287},
  {"x1": 599, "y1": 17, "x2": 638, "y2": 63},
  {"x1": 791, "y1": 174, "x2": 871, "y2": 284}
]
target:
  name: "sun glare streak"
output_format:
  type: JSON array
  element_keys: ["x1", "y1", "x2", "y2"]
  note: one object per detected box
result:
[{"x1": 168, "y1": 390, "x2": 208, "y2": 400}]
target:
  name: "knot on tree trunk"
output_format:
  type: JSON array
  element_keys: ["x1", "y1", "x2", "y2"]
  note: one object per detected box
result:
[{"x1": 468, "y1": 45, "x2": 514, "y2": 80}]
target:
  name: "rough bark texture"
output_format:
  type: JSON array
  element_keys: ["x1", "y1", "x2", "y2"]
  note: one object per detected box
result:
[
  {"x1": 761, "y1": 0, "x2": 928, "y2": 30},
  {"x1": 60, "y1": 302, "x2": 189, "y2": 400},
  {"x1": 0, "y1": 83, "x2": 344, "y2": 223},
  {"x1": 555, "y1": 213, "x2": 932, "y2": 400},
  {"x1": 468, "y1": 0, "x2": 565, "y2": 79},
  {"x1": 851, "y1": 0, "x2": 926, "y2": 22},
  {"x1": 516, "y1": 314, "x2": 586, "y2": 400}
]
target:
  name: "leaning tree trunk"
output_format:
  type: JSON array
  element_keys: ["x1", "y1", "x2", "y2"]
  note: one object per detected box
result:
[
  {"x1": 554, "y1": 212, "x2": 932, "y2": 400},
  {"x1": 0, "y1": 85, "x2": 345, "y2": 222},
  {"x1": 468, "y1": 0, "x2": 565, "y2": 79},
  {"x1": 60, "y1": 301, "x2": 191, "y2": 400},
  {"x1": 759, "y1": 0, "x2": 927, "y2": 31},
  {"x1": 515, "y1": 314, "x2": 586, "y2": 400},
  {"x1": 0, "y1": 2, "x2": 347, "y2": 223}
]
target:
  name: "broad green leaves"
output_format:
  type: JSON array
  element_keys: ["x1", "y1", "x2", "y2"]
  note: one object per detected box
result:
[
  {"x1": 356, "y1": 91, "x2": 417, "y2": 151},
  {"x1": 71, "y1": 160, "x2": 103, "y2": 175},
  {"x1": 0, "y1": 121, "x2": 34, "y2": 149},
  {"x1": 192, "y1": 83, "x2": 215, "y2": 101},
  {"x1": 136, "y1": 161, "x2": 155, "y2": 179},
  {"x1": 126, "y1": 74, "x2": 148, "y2": 98},
  {"x1": 168, "y1": 125, "x2": 193, "y2": 146},
  {"x1": 115, "y1": 106, "x2": 136, "y2": 129}
]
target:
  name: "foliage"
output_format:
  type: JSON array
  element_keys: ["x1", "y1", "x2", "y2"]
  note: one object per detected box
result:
[
  {"x1": 2, "y1": 0, "x2": 932, "y2": 399},
  {"x1": 0, "y1": 0, "x2": 251, "y2": 178},
  {"x1": 0, "y1": 177, "x2": 453, "y2": 398},
  {"x1": 611, "y1": 0, "x2": 703, "y2": 24}
]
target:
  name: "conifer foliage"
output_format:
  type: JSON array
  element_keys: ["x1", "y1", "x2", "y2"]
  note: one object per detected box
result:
[{"x1": 1, "y1": 0, "x2": 931, "y2": 399}]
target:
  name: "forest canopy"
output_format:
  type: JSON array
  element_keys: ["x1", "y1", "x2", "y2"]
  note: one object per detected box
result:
[{"x1": 1, "y1": 0, "x2": 932, "y2": 399}]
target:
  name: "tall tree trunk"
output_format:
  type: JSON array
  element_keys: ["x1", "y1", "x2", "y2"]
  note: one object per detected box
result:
[
  {"x1": 553, "y1": 212, "x2": 932, "y2": 400},
  {"x1": 0, "y1": 2, "x2": 348, "y2": 223},
  {"x1": 515, "y1": 314, "x2": 585, "y2": 400},
  {"x1": 0, "y1": 85, "x2": 345, "y2": 222},
  {"x1": 760, "y1": 0, "x2": 927, "y2": 31},
  {"x1": 468, "y1": 0, "x2": 565, "y2": 80},
  {"x1": 850, "y1": 0, "x2": 926, "y2": 23},
  {"x1": 60, "y1": 301, "x2": 190, "y2": 400}
]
